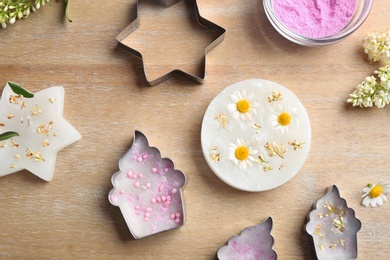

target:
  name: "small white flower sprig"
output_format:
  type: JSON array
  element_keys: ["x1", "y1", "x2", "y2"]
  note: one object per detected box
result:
[
  {"x1": 347, "y1": 66, "x2": 390, "y2": 108},
  {"x1": 0, "y1": 0, "x2": 71, "y2": 29},
  {"x1": 363, "y1": 29, "x2": 390, "y2": 64},
  {"x1": 347, "y1": 29, "x2": 390, "y2": 108}
]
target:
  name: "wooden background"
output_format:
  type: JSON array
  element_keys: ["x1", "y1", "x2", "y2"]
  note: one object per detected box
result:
[{"x1": 1, "y1": 0, "x2": 389, "y2": 259}]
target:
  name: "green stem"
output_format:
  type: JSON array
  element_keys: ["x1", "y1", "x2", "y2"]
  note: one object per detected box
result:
[{"x1": 65, "y1": 0, "x2": 72, "y2": 23}]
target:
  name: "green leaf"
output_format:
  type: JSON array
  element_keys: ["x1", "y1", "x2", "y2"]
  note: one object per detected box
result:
[
  {"x1": 8, "y1": 82, "x2": 34, "y2": 98},
  {"x1": 0, "y1": 131, "x2": 19, "y2": 141}
]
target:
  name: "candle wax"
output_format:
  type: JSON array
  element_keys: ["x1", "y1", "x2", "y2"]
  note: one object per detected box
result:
[
  {"x1": 305, "y1": 185, "x2": 361, "y2": 259},
  {"x1": 109, "y1": 131, "x2": 186, "y2": 239},
  {"x1": 0, "y1": 83, "x2": 81, "y2": 181},
  {"x1": 217, "y1": 217, "x2": 277, "y2": 260},
  {"x1": 201, "y1": 79, "x2": 311, "y2": 192}
]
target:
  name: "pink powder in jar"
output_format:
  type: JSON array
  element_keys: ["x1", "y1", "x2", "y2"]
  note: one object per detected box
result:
[{"x1": 272, "y1": 0, "x2": 356, "y2": 38}]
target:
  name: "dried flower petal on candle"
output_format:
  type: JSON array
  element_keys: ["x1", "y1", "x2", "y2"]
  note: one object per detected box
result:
[
  {"x1": 361, "y1": 182, "x2": 390, "y2": 207},
  {"x1": 0, "y1": 82, "x2": 81, "y2": 181},
  {"x1": 217, "y1": 217, "x2": 277, "y2": 260},
  {"x1": 109, "y1": 131, "x2": 186, "y2": 239},
  {"x1": 201, "y1": 79, "x2": 311, "y2": 192},
  {"x1": 305, "y1": 185, "x2": 362, "y2": 260}
]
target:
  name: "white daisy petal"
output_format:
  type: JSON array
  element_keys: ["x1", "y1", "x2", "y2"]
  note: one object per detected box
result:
[{"x1": 362, "y1": 196, "x2": 370, "y2": 207}]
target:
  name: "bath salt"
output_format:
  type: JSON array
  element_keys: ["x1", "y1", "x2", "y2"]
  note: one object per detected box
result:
[{"x1": 272, "y1": 0, "x2": 356, "y2": 38}]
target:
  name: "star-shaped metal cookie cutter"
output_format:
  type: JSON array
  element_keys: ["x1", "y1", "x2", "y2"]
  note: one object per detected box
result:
[{"x1": 116, "y1": 0, "x2": 226, "y2": 86}]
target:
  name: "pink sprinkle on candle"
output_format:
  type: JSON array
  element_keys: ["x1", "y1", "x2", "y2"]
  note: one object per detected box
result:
[
  {"x1": 152, "y1": 167, "x2": 158, "y2": 173},
  {"x1": 156, "y1": 196, "x2": 161, "y2": 203},
  {"x1": 174, "y1": 218, "x2": 180, "y2": 224},
  {"x1": 171, "y1": 188, "x2": 177, "y2": 194},
  {"x1": 146, "y1": 182, "x2": 151, "y2": 189},
  {"x1": 170, "y1": 214, "x2": 176, "y2": 220},
  {"x1": 138, "y1": 173, "x2": 144, "y2": 179},
  {"x1": 146, "y1": 207, "x2": 152, "y2": 213},
  {"x1": 134, "y1": 181, "x2": 140, "y2": 188},
  {"x1": 119, "y1": 189, "x2": 125, "y2": 195},
  {"x1": 161, "y1": 196, "x2": 166, "y2": 202},
  {"x1": 144, "y1": 217, "x2": 150, "y2": 222},
  {"x1": 151, "y1": 198, "x2": 156, "y2": 203},
  {"x1": 137, "y1": 157, "x2": 143, "y2": 162},
  {"x1": 135, "y1": 205, "x2": 140, "y2": 210},
  {"x1": 127, "y1": 171, "x2": 133, "y2": 178},
  {"x1": 144, "y1": 212, "x2": 150, "y2": 218}
]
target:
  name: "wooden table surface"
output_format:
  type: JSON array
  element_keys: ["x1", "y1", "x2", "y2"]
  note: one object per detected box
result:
[{"x1": 1, "y1": 0, "x2": 389, "y2": 259}]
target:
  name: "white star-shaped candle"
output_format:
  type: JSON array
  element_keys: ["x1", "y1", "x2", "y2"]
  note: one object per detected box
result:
[{"x1": 0, "y1": 82, "x2": 81, "y2": 181}]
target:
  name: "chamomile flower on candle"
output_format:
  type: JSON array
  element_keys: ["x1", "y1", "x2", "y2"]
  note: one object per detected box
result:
[
  {"x1": 227, "y1": 90, "x2": 258, "y2": 121},
  {"x1": 362, "y1": 182, "x2": 390, "y2": 207},
  {"x1": 270, "y1": 105, "x2": 299, "y2": 134},
  {"x1": 228, "y1": 138, "x2": 258, "y2": 169}
]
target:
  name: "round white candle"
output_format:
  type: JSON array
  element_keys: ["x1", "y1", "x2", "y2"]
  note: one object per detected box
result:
[
  {"x1": 201, "y1": 79, "x2": 311, "y2": 192},
  {"x1": 0, "y1": 82, "x2": 81, "y2": 181}
]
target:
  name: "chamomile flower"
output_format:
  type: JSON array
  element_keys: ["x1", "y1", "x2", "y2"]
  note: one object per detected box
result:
[
  {"x1": 362, "y1": 182, "x2": 390, "y2": 207},
  {"x1": 228, "y1": 138, "x2": 258, "y2": 169},
  {"x1": 270, "y1": 105, "x2": 299, "y2": 134},
  {"x1": 227, "y1": 90, "x2": 258, "y2": 121}
]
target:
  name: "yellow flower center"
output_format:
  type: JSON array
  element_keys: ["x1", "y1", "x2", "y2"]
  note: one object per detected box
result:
[
  {"x1": 277, "y1": 112, "x2": 291, "y2": 126},
  {"x1": 235, "y1": 146, "x2": 249, "y2": 161},
  {"x1": 237, "y1": 99, "x2": 250, "y2": 113},
  {"x1": 369, "y1": 185, "x2": 383, "y2": 198}
]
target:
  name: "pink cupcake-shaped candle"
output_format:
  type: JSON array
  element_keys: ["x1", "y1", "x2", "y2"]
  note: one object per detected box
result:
[{"x1": 109, "y1": 131, "x2": 186, "y2": 239}]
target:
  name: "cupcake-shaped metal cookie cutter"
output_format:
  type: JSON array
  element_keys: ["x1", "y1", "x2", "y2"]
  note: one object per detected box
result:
[
  {"x1": 305, "y1": 185, "x2": 362, "y2": 259},
  {"x1": 109, "y1": 130, "x2": 187, "y2": 239}
]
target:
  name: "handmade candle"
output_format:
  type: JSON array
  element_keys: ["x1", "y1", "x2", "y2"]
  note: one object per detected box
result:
[
  {"x1": 201, "y1": 79, "x2": 311, "y2": 192},
  {"x1": 305, "y1": 185, "x2": 361, "y2": 259},
  {"x1": 272, "y1": 0, "x2": 357, "y2": 38},
  {"x1": 217, "y1": 217, "x2": 277, "y2": 259},
  {"x1": 0, "y1": 82, "x2": 81, "y2": 181},
  {"x1": 109, "y1": 131, "x2": 186, "y2": 239}
]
